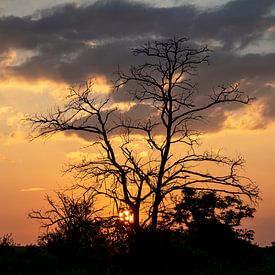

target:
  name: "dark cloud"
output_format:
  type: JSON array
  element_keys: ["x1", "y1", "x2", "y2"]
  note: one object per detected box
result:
[
  {"x1": 0, "y1": 0, "x2": 274, "y2": 82},
  {"x1": 1, "y1": 0, "x2": 275, "y2": 131},
  {"x1": 63, "y1": 101, "x2": 159, "y2": 140},
  {"x1": 197, "y1": 51, "x2": 275, "y2": 92},
  {"x1": 193, "y1": 0, "x2": 275, "y2": 48},
  {"x1": 65, "y1": 99, "x2": 228, "y2": 142},
  {"x1": 11, "y1": 40, "x2": 138, "y2": 83}
]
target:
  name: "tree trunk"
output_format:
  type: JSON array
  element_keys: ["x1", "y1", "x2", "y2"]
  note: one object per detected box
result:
[
  {"x1": 151, "y1": 193, "x2": 161, "y2": 230},
  {"x1": 128, "y1": 207, "x2": 140, "y2": 254},
  {"x1": 132, "y1": 207, "x2": 140, "y2": 232}
]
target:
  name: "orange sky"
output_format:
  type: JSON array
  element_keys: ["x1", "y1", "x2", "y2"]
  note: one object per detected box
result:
[
  {"x1": 0, "y1": 77, "x2": 274, "y2": 245},
  {"x1": 0, "y1": 0, "x2": 275, "y2": 246}
]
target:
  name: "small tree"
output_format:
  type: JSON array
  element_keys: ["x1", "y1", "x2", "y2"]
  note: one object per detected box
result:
[
  {"x1": 172, "y1": 188, "x2": 255, "y2": 226},
  {"x1": 0, "y1": 233, "x2": 16, "y2": 247},
  {"x1": 0, "y1": 233, "x2": 17, "y2": 255},
  {"x1": 29, "y1": 192, "x2": 106, "y2": 256},
  {"x1": 167, "y1": 189, "x2": 257, "y2": 259},
  {"x1": 28, "y1": 37, "x2": 259, "y2": 238}
]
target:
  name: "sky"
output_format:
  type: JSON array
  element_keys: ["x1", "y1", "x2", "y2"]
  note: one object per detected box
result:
[{"x1": 0, "y1": 0, "x2": 275, "y2": 246}]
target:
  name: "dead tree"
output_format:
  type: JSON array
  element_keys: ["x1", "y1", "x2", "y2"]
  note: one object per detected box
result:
[{"x1": 28, "y1": 37, "x2": 259, "y2": 234}]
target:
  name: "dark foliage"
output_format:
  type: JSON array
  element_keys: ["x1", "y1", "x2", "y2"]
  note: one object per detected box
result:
[
  {"x1": 163, "y1": 188, "x2": 255, "y2": 236},
  {"x1": 0, "y1": 229, "x2": 274, "y2": 274},
  {"x1": 29, "y1": 192, "x2": 111, "y2": 267}
]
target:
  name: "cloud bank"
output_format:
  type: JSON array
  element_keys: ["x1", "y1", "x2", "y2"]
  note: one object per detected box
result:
[{"x1": 1, "y1": 0, "x2": 275, "y2": 133}]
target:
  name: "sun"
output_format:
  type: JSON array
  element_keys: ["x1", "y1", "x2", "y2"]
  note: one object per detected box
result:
[{"x1": 118, "y1": 208, "x2": 134, "y2": 225}]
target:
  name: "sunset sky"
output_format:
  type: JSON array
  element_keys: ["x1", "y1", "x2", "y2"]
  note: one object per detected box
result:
[{"x1": 0, "y1": 0, "x2": 275, "y2": 246}]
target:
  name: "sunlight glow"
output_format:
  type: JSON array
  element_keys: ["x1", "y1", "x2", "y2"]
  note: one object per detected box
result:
[
  {"x1": 20, "y1": 187, "x2": 46, "y2": 192},
  {"x1": 118, "y1": 208, "x2": 134, "y2": 225},
  {"x1": 223, "y1": 103, "x2": 266, "y2": 130}
]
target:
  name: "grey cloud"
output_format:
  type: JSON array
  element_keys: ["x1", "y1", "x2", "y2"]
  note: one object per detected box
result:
[
  {"x1": 196, "y1": 50, "x2": 275, "y2": 125},
  {"x1": 0, "y1": 0, "x2": 273, "y2": 84},
  {"x1": 0, "y1": 1, "x2": 195, "y2": 53},
  {"x1": 261, "y1": 94, "x2": 275, "y2": 121},
  {"x1": 64, "y1": 101, "x2": 159, "y2": 140},
  {"x1": 10, "y1": 39, "x2": 141, "y2": 83},
  {"x1": 1, "y1": 0, "x2": 275, "y2": 131},
  {"x1": 198, "y1": 51, "x2": 275, "y2": 90},
  {"x1": 193, "y1": 0, "x2": 275, "y2": 48},
  {"x1": 65, "y1": 98, "x2": 229, "y2": 141},
  {"x1": 0, "y1": 0, "x2": 274, "y2": 83}
]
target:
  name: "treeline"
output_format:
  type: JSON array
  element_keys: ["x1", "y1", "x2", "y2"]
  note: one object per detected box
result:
[
  {"x1": 2, "y1": 232, "x2": 275, "y2": 275},
  {"x1": 1, "y1": 189, "x2": 275, "y2": 274}
]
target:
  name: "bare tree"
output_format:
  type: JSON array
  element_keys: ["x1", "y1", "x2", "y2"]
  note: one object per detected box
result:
[{"x1": 28, "y1": 37, "x2": 259, "y2": 235}]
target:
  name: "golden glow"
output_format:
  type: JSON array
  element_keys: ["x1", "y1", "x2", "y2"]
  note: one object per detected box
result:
[
  {"x1": 223, "y1": 102, "x2": 266, "y2": 130},
  {"x1": 0, "y1": 75, "x2": 110, "y2": 100},
  {"x1": 163, "y1": 72, "x2": 184, "y2": 91},
  {"x1": 266, "y1": 25, "x2": 275, "y2": 33},
  {"x1": 118, "y1": 208, "x2": 134, "y2": 225},
  {"x1": 0, "y1": 106, "x2": 13, "y2": 117},
  {"x1": 109, "y1": 102, "x2": 136, "y2": 112},
  {"x1": 20, "y1": 187, "x2": 46, "y2": 192},
  {"x1": 0, "y1": 77, "x2": 68, "y2": 104},
  {"x1": 66, "y1": 151, "x2": 101, "y2": 163},
  {"x1": 86, "y1": 75, "x2": 111, "y2": 95},
  {"x1": 84, "y1": 40, "x2": 97, "y2": 48},
  {"x1": 0, "y1": 49, "x2": 37, "y2": 67}
]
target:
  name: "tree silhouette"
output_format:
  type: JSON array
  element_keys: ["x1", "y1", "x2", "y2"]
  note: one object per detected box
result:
[
  {"x1": 170, "y1": 188, "x2": 255, "y2": 228},
  {"x1": 0, "y1": 233, "x2": 18, "y2": 258},
  {"x1": 163, "y1": 188, "x2": 255, "y2": 245},
  {"x1": 164, "y1": 188, "x2": 259, "y2": 267},
  {"x1": 29, "y1": 192, "x2": 107, "y2": 258},
  {"x1": 0, "y1": 233, "x2": 16, "y2": 247},
  {"x1": 28, "y1": 37, "x2": 259, "y2": 241}
]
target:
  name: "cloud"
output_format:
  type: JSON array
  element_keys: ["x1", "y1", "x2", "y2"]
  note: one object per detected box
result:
[
  {"x1": 0, "y1": 153, "x2": 6, "y2": 162},
  {"x1": 0, "y1": 0, "x2": 275, "y2": 132},
  {"x1": 20, "y1": 187, "x2": 46, "y2": 192},
  {"x1": 66, "y1": 151, "x2": 101, "y2": 163},
  {"x1": 0, "y1": 0, "x2": 271, "y2": 82},
  {"x1": 193, "y1": 0, "x2": 275, "y2": 47},
  {"x1": 0, "y1": 0, "x2": 272, "y2": 83},
  {"x1": 0, "y1": 105, "x2": 26, "y2": 143}
]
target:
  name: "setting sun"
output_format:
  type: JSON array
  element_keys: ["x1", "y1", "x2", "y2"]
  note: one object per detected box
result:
[{"x1": 119, "y1": 209, "x2": 134, "y2": 225}]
